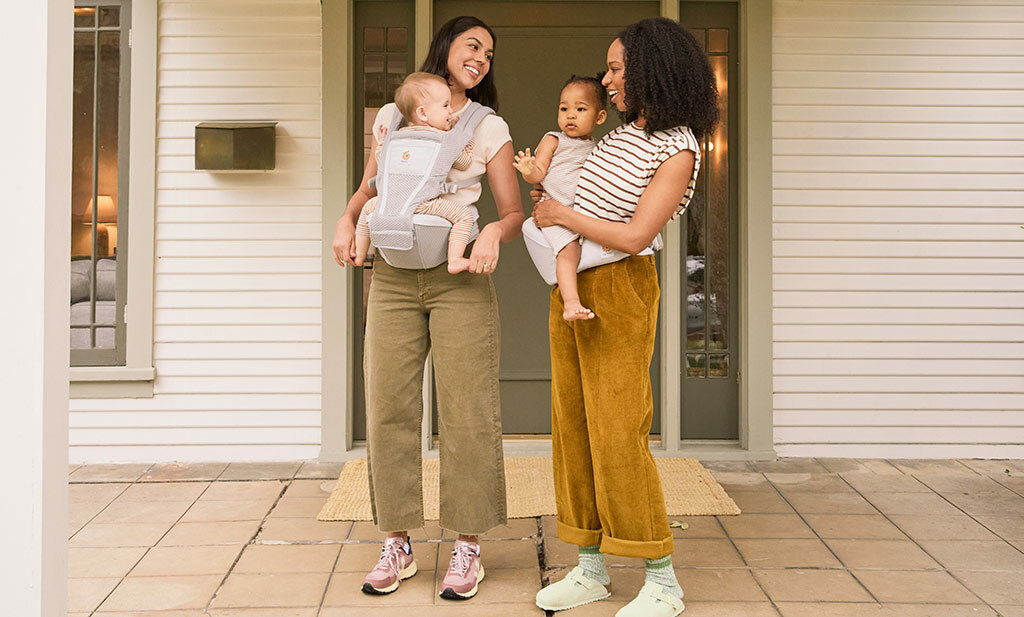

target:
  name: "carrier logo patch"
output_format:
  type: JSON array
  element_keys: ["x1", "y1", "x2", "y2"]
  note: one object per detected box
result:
[{"x1": 402, "y1": 150, "x2": 412, "y2": 161}]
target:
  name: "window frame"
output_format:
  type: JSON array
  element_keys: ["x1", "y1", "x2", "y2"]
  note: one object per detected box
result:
[{"x1": 70, "y1": 0, "x2": 156, "y2": 397}]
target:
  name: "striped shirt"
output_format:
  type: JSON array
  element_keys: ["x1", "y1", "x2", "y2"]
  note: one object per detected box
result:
[{"x1": 574, "y1": 122, "x2": 701, "y2": 223}]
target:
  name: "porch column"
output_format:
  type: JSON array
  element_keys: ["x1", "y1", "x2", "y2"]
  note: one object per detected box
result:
[{"x1": 0, "y1": 1, "x2": 72, "y2": 615}]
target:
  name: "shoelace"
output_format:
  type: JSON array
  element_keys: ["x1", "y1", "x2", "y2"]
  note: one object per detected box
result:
[
  {"x1": 374, "y1": 540, "x2": 405, "y2": 574},
  {"x1": 448, "y1": 542, "x2": 476, "y2": 577}
]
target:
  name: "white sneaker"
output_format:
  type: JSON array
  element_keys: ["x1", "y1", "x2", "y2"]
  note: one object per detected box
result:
[
  {"x1": 615, "y1": 581, "x2": 684, "y2": 617},
  {"x1": 536, "y1": 566, "x2": 611, "y2": 611}
]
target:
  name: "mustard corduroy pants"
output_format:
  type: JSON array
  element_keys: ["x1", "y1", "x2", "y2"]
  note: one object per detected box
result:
[{"x1": 549, "y1": 255, "x2": 674, "y2": 559}]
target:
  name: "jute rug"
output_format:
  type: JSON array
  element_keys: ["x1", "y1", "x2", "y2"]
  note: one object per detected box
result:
[{"x1": 317, "y1": 457, "x2": 740, "y2": 521}]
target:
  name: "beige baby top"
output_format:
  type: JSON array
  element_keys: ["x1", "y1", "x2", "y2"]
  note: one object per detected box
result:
[{"x1": 372, "y1": 100, "x2": 512, "y2": 206}]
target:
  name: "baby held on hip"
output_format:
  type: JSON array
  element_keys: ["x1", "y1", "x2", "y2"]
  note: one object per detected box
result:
[{"x1": 514, "y1": 75, "x2": 608, "y2": 322}]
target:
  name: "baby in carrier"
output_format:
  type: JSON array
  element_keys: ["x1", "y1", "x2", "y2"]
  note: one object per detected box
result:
[
  {"x1": 515, "y1": 75, "x2": 607, "y2": 321},
  {"x1": 355, "y1": 72, "x2": 477, "y2": 274}
]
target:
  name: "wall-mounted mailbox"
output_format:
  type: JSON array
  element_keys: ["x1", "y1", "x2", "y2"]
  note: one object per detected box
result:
[{"x1": 195, "y1": 122, "x2": 277, "y2": 170}]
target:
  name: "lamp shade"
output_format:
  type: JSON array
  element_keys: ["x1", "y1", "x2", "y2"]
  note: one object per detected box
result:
[{"x1": 85, "y1": 195, "x2": 116, "y2": 224}]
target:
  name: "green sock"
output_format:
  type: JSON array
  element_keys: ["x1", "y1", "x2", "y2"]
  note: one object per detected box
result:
[
  {"x1": 577, "y1": 545, "x2": 609, "y2": 585},
  {"x1": 644, "y1": 555, "x2": 683, "y2": 599}
]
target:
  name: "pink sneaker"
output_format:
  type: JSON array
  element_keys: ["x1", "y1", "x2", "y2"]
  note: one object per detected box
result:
[
  {"x1": 361, "y1": 537, "x2": 417, "y2": 595},
  {"x1": 440, "y1": 541, "x2": 485, "y2": 600}
]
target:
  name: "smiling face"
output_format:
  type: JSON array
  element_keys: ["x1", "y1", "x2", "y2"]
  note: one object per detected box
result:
[
  {"x1": 557, "y1": 83, "x2": 607, "y2": 138},
  {"x1": 602, "y1": 38, "x2": 627, "y2": 112},
  {"x1": 416, "y1": 79, "x2": 455, "y2": 130},
  {"x1": 446, "y1": 26, "x2": 493, "y2": 93}
]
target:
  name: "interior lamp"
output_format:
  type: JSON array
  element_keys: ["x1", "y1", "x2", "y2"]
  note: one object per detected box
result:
[{"x1": 85, "y1": 195, "x2": 117, "y2": 255}]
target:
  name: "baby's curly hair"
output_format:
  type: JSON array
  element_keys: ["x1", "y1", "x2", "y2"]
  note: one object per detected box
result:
[
  {"x1": 562, "y1": 74, "x2": 608, "y2": 110},
  {"x1": 618, "y1": 18, "x2": 718, "y2": 139}
]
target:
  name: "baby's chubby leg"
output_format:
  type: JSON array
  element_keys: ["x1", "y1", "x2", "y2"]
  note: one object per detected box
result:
[{"x1": 555, "y1": 242, "x2": 594, "y2": 321}]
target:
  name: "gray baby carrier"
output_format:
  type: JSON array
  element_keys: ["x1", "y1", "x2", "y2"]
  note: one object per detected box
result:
[{"x1": 367, "y1": 102, "x2": 494, "y2": 269}]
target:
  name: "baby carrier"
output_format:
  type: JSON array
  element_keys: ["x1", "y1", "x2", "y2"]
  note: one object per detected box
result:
[
  {"x1": 522, "y1": 218, "x2": 662, "y2": 285},
  {"x1": 367, "y1": 102, "x2": 494, "y2": 269}
]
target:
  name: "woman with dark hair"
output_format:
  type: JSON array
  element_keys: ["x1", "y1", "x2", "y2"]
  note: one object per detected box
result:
[
  {"x1": 331, "y1": 15, "x2": 524, "y2": 601},
  {"x1": 532, "y1": 17, "x2": 718, "y2": 617}
]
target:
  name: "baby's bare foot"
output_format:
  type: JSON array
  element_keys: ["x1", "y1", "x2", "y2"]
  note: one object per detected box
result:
[
  {"x1": 448, "y1": 257, "x2": 470, "y2": 274},
  {"x1": 563, "y1": 302, "x2": 595, "y2": 322}
]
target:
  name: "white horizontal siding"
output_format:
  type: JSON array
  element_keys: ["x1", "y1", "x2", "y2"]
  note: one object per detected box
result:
[
  {"x1": 70, "y1": 0, "x2": 322, "y2": 463},
  {"x1": 772, "y1": 0, "x2": 1024, "y2": 458}
]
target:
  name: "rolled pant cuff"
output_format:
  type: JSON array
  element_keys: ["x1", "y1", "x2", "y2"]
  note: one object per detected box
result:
[
  {"x1": 556, "y1": 519, "x2": 603, "y2": 547},
  {"x1": 599, "y1": 534, "x2": 675, "y2": 560}
]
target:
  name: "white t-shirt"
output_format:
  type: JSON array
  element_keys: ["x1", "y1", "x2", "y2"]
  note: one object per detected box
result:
[{"x1": 372, "y1": 100, "x2": 512, "y2": 206}]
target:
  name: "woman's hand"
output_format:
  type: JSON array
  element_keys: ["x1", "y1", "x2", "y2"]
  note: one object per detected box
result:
[
  {"x1": 332, "y1": 216, "x2": 357, "y2": 267},
  {"x1": 467, "y1": 221, "x2": 502, "y2": 274},
  {"x1": 531, "y1": 198, "x2": 566, "y2": 228},
  {"x1": 529, "y1": 183, "x2": 544, "y2": 204}
]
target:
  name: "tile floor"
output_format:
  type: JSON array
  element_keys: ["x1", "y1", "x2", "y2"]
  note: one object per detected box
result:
[{"x1": 66, "y1": 458, "x2": 1024, "y2": 616}]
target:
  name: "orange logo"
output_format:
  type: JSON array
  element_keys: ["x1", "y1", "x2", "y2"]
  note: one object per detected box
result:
[{"x1": 401, "y1": 150, "x2": 411, "y2": 161}]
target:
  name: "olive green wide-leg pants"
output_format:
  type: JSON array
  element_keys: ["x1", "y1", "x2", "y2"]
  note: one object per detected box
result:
[{"x1": 549, "y1": 255, "x2": 674, "y2": 559}]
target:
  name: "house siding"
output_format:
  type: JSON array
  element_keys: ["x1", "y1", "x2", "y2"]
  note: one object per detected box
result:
[
  {"x1": 772, "y1": 0, "x2": 1024, "y2": 457},
  {"x1": 69, "y1": 0, "x2": 323, "y2": 462}
]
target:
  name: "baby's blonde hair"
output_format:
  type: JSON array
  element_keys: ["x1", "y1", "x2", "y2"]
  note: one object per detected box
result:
[{"x1": 395, "y1": 72, "x2": 448, "y2": 121}]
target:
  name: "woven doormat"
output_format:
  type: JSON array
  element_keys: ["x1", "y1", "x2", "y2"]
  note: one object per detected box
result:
[{"x1": 317, "y1": 457, "x2": 739, "y2": 521}]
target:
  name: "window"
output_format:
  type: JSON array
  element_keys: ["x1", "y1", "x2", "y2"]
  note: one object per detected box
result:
[{"x1": 71, "y1": 2, "x2": 131, "y2": 366}]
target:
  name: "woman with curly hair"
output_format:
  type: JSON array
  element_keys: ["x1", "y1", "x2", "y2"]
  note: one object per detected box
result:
[{"x1": 532, "y1": 17, "x2": 718, "y2": 617}]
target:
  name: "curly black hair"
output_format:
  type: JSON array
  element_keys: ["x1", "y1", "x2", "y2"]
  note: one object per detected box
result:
[
  {"x1": 420, "y1": 16, "x2": 499, "y2": 111},
  {"x1": 563, "y1": 73, "x2": 608, "y2": 110},
  {"x1": 618, "y1": 17, "x2": 718, "y2": 139}
]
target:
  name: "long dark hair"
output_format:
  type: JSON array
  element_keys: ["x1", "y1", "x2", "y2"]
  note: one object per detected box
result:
[
  {"x1": 420, "y1": 16, "x2": 499, "y2": 111},
  {"x1": 618, "y1": 17, "x2": 718, "y2": 138}
]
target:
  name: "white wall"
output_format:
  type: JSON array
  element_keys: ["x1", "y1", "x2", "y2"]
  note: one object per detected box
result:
[
  {"x1": 69, "y1": 0, "x2": 323, "y2": 462},
  {"x1": 772, "y1": 0, "x2": 1024, "y2": 458}
]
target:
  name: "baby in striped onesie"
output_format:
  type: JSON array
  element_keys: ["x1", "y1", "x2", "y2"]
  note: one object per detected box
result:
[
  {"x1": 515, "y1": 76, "x2": 607, "y2": 321},
  {"x1": 356, "y1": 72, "x2": 476, "y2": 274}
]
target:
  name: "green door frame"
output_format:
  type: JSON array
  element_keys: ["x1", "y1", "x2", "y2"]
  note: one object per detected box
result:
[{"x1": 319, "y1": 0, "x2": 774, "y2": 461}]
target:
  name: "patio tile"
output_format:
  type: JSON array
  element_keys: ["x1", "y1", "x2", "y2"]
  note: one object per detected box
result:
[
  {"x1": 661, "y1": 602, "x2": 779, "y2": 617},
  {"x1": 438, "y1": 540, "x2": 538, "y2": 569},
  {"x1": 775, "y1": 602, "x2": 884, "y2": 617},
  {"x1": 956, "y1": 459, "x2": 1024, "y2": 475},
  {"x1": 995, "y1": 475, "x2": 1024, "y2": 494},
  {"x1": 93, "y1": 499, "x2": 193, "y2": 524},
  {"x1": 949, "y1": 570, "x2": 1024, "y2": 604},
  {"x1": 826, "y1": 539, "x2": 939, "y2": 569},
  {"x1": 776, "y1": 603, "x2": 997, "y2": 617},
  {"x1": 180, "y1": 499, "x2": 276, "y2": 523},
  {"x1": 917, "y1": 540, "x2": 1024, "y2": 571},
  {"x1": 129, "y1": 545, "x2": 243, "y2": 576},
  {"x1": 734, "y1": 538, "x2": 841, "y2": 568},
  {"x1": 267, "y1": 497, "x2": 327, "y2": 519},
  {"x1": 890, "y1": 460, "x2": 975, "y2": 475},
  {"x1": 70, "y1": 464, "x2": 151, "y2": 483},
  {"x1": 322, "y1": 570, "x2": 436, "y2": 606},
  {"x1": 348, "y1": 520, "x2": 442, "y2": 541},
  {"x1": 840, "y1": 473, "x2": 930, "y2": 494},
  {"x1": 201, "y1": 480, "x2": 285, "y2": 501},
  {"x1": 212, "y1": 572, "x2": 331, "y2": 608},
  {"x1": 719, "y1": 513, "x2": 816, "y2": 538},
  {"x1": 752, "y1": 569, "x2": 872, "y2": 602},
  {"x1": 802, "y1": 514, "x2": 905, "y2": 540},
  {"x1": 942, "y1": 490, "x2": 1024, "y2": 516},
  {"x1": 766, "y1": 473, "x2": 855, "y2": 494},
  {"x1": 711, "y1": 472, "x2": 772, "y2": 491},
  {"x1": 730, "y1": 490, "x2": 794, "y2": 514},
  {"x1": 98, "y1": 575, "x2": 223, "y2": 611},
  {"x1": 235, "y1": 543, "x2": 341, "y2": 573},
  {"x1": 208, "y1": 610, "x2": 318, "y2": 617},
  {"x1": 336, "y1": 542, "x2": 437, "y2": 572},
  {"x1": 69, "y1": 501, "x2": 109, "y2": 535},
  {"x1": 68, "y1": 547, "x2": 147, "y2": 578},
  {"x1": 118, "y1": 482, "x2": 210, "y2": 502},
  {"x1": 913, "y1": 473, "x2": 1009, "y2": 494},
  {"x1": 282, "y1": 478, "x2": 334, "y2": 498},
  {"x1": 94, "y1": 611, "x2": 207, "y2": 617},
  {"x1": 481, "y1": 518, "x2": 541, "y2": 539},
  {"x1": 140, "y1": 462, "x2": 228, "y2": 482},
  {"x1": 433, "y1": 566, "x2": 541, "y2": 604},
  {"x1": 71, "y1": 522, "x2": 171, "y2": 547},
  {"x1": 69, "y1": 483, "x2": 129, "y2": 503},
  {"x1": 753, "y1": 459, "x2": 829, "y2": 474},
  {"x1": 320, "y1": 604, "x2": 544, "y2": 616},
  {"x1": 992, "y1": 607, "x2": 1024, "y2": 617},
  {"x1": 295, "y1": 460, "x2": 345, "y2": 479},
  {"x1": 862, "y1": 492, "x2": 962, "y2": 516},
  {"x1": 68, "y1": 577, "x2": 121, "y2": 612},
  {"x1": 971, "y1": 515, "x2": 1024, "y2": 539},
  {"x1": 888, "y1": 514, "x2": 1000, "y2": 541},
  {"x1": 677, "y1": 569, "x2": 769, "y2": 602},
  {"x1": 700, "y1": 460, "x2": 756, "y2": 472},
  {"x1": 257, "y1": 517, "x2": 351, "y2": 543},
  {"x1": 670, "y1": 538, "x2": 745, "y2": 567},
  {"x1": 219, "y1": 462, "x2": 302, "y2": 481},
  {"x1": 673, "y1": 516, "x2": 727, "y2": 538},
  {"x1": 157, "y1": 520, "x2": 261, "y2": 546},
  {"x1": 819, "y1": 459, "x2": 901, "y2": 475},
  {"x1": 784, "y1": 492, "x2": 877, "y2": 515},
  {"x1": 543, "y1": 536, "x2": 577, "y2": 567}
]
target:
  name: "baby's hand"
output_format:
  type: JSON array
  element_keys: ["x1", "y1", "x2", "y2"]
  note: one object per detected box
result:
[{"x1": 513, "y1": 148, "x2": 535, "y2": 177}]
